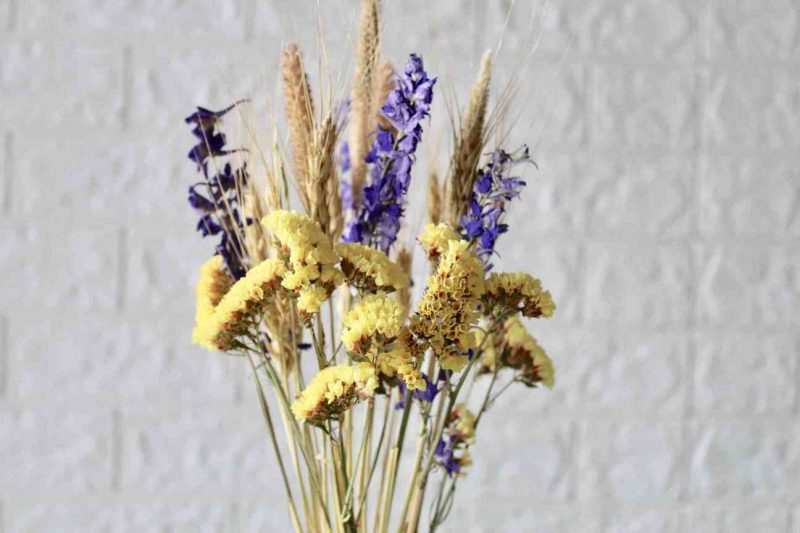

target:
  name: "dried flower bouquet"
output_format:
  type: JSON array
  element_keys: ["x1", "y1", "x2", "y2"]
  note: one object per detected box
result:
[{"x1": 185, "y1": 1, "x2": 555, "y2": 531}]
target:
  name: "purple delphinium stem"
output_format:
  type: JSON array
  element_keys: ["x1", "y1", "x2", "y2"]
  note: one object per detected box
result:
[
  {"x1": 343, "y1": 53, "x2": 436, "y2": 253},
  {"x1": 459, "y1": 146, "x2": 533, "y2": 271},
  {"x1": 185, "y1": 102, "x2": 251, "y2": 279}
]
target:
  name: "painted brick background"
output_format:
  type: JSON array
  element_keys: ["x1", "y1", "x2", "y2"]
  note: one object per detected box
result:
[{"x1": 1, "y1": 0, "x2": 799, "y2": 531}]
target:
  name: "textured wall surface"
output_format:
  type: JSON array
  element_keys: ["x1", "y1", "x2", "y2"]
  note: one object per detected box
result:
[{"x1": 2, "y1": 0, "x2": 799, "y2": 531}]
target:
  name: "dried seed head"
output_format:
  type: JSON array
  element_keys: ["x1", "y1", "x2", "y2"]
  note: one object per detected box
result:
[
  {"x1": 427, "y1": 170, "x2": 442, "y2": 225},
  {"x1": 309, "y1": 116, "x2": 339, "y2": 238},
  {"x1": 446, "y1": 49, "x2": 492, "y2": 228},
  {"x1": 264, "y1": 293, "x2": 300, "y2": 372},
  {"x1": 373, "y1": 60, "x2": 397, "y2": 133},
  {"x1": 281, "y1": 43, "x2": 315, "y2": 211},
  {"x1": 395, "y1": 247, "x2": 413, "y2": 322},
  {"x1": 242, "y1": 182, "x2": 269, "y2": 263},
  {"x1": 350, "y1": 0, "x2": 380, "y2": 201}
]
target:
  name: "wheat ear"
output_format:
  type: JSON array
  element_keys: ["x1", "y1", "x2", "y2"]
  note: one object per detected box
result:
[
  {"x1": 446, "y1": 49, "x2": 492, "y2": 228},
  {"x1": 395, "y1": 246, "x2": 413, "y2": 322},
  {"x1": 281, "y1": 43, "x2": 315, "y2": 212},
  {"x1": 427, "y1": 171, "x2": 442, "y2": 225},
  {"x1": 373, "y1": 59, "x2": 396, "y2": 132},
  {"x1": 309, "y1": 116, "x2": 340, "y2": 238},
  {"x1": 349, "y1": 0, "x2": 380, "y2": 201}
]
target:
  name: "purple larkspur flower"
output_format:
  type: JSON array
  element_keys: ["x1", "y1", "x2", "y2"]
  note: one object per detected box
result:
[
  {"x1": 339, "y1": 141, "x2": 352, "y2": 174},
  {"x1": 394, "y1": 373, "x2": 441, "y2": 410},
  {"x1": 459, "y1": 146, "x2": 533, "y2": 271},
  {"x1": 434, "y1": 435, "x2": 463, "y2": 477},
  {"x1": 343, "y1": 53, "x2": 436, "y2": 252},
  {"x1": 185, "y1": 102, "x2": 251, "y2": 279},
  {"x1": 185, "y1": 100, "x2": 247, "y2": 169}
]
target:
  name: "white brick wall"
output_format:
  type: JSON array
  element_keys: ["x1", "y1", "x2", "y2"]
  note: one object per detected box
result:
[{"x1": 1, "y1": 0, "x2": 798, "y2": 531}]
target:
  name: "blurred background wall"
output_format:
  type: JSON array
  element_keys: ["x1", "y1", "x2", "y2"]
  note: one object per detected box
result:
[{"x1": 1, "y1": 0, "x2": 799, "y2": 531}]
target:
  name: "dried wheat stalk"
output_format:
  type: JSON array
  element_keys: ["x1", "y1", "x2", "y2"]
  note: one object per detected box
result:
[
  {"x1": 427, "y1": 170, "x2": 442, "y2": 225},
  {"x1": 373, "y1": 59, "x2": 396, "y2": 133},
  {"x1": 242, "y1": 184, "x2": 268, "y2": 263},
  {"x1": 395, "y1": 246, "x2": 413, "y2": 323},
  {"x1": 446, "y1": 49, "x2": 492, "y2": 228},
  {"x1": 281, "y1": 43, "x2": 315, "y2": 212},
  {"x1": 349, "y1": 0, "x2": 380, "y2": 201},
  {"x1": 309, "y1": 116, "x2": 340, "y2": 238}
]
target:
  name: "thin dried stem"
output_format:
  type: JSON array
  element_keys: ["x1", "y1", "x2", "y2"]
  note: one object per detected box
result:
[{"x1": 246, "y1": 354, "x2": 303, "y2": 532}]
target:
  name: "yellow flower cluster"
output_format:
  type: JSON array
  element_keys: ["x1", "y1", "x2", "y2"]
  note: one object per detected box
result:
[
  {"x1": 501, "y1": 317, "x2": 555, "y2": 388},
  {"x1": 341, "y1": 293, "x2": 404, "y2": 357},
  {"x1": 335, "y1": 243, "x2": 409, "y2": 293},
  {"x1": 482, "y1": 272, "x2": 556, "y2": 319},
  {"x1": 262, "y1": 210, "x2": 343, "y2": 319},
  {"x1": 291, "y1": 363, "x2": 378, "y2": 425},
  {"x1": 192, "y1": 257, "x2": 286, "y2": 351},
  {"x1": 417, "y1": 223, "x2": 460, "y2": 260},
  {"x1": 376, "y1": 329, "x2": 425, "y2": 391},
  {"x1": 411, "y1": 239, "x2": 485, "y2": 371},
  {"x1": 451, "y1": 404, "x2": 477, "y2": 442},
  {"x1": 193, "y1": 255, "x2": 233, "y2": 331}
]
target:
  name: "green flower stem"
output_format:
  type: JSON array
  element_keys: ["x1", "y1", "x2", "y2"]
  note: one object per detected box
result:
[
  {"x1": 260, "y1": 352, "x2": 331, "y2": 530},
  {"x1": 246, "y1": 353, "x2": 303, "y2": 532},
  {"x1": 355, "y1": 395, "x2": 391, "y2": 526},
  {"x1": 341, "y1": 399, "x2": 373, "y2": 522},
  {"x1": 412, "y1": 313, "x2": 509, "y2": 526},
  {"x1": 373, "y1": 399, "x2": 397, "y2": 532},
  {"x1": 379, "y1": 387, "x2": 413, "y2": 530}
]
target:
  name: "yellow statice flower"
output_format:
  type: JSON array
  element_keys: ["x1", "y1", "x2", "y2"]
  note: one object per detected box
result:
[
  {"x1": 417, "y1": 223, "x2": 460, "y2": 260},
  {"x1": 411, "y1": 239, "x2": 485, "y2": 371},
  {"x1": 297, "y1": 286, "x2": 329, "y2": 314},
  {"x1": 192, "y1": 257, "x2": 286, "y2": 351},
  {"x1": 501, "y1": 316, "x2": 555, "y2": 388},
  {"x1": 192, "y1": 255, "x2": 233, "y2": 332},
  {"x1": 262, "y1": 210, "x2": 344, "y2": 319},
  {"x1": 482, "y1": 272, "x2": 555, "y2": 319},
  {"x1": 291, "y1": 363, "x2": 378, "y2": 425},
  {"x1": 451, "y1": 404, "x2": 477, "y2": 442},
  {"x1": 376, "y1": 329, "x2": 425, "y2": 391},
  {"x1": 335, "y1": 242, "x2": 409, "y2": 293},
  {"x1": 341, "y1": 293, "x2": 404, "y2": 357}
]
